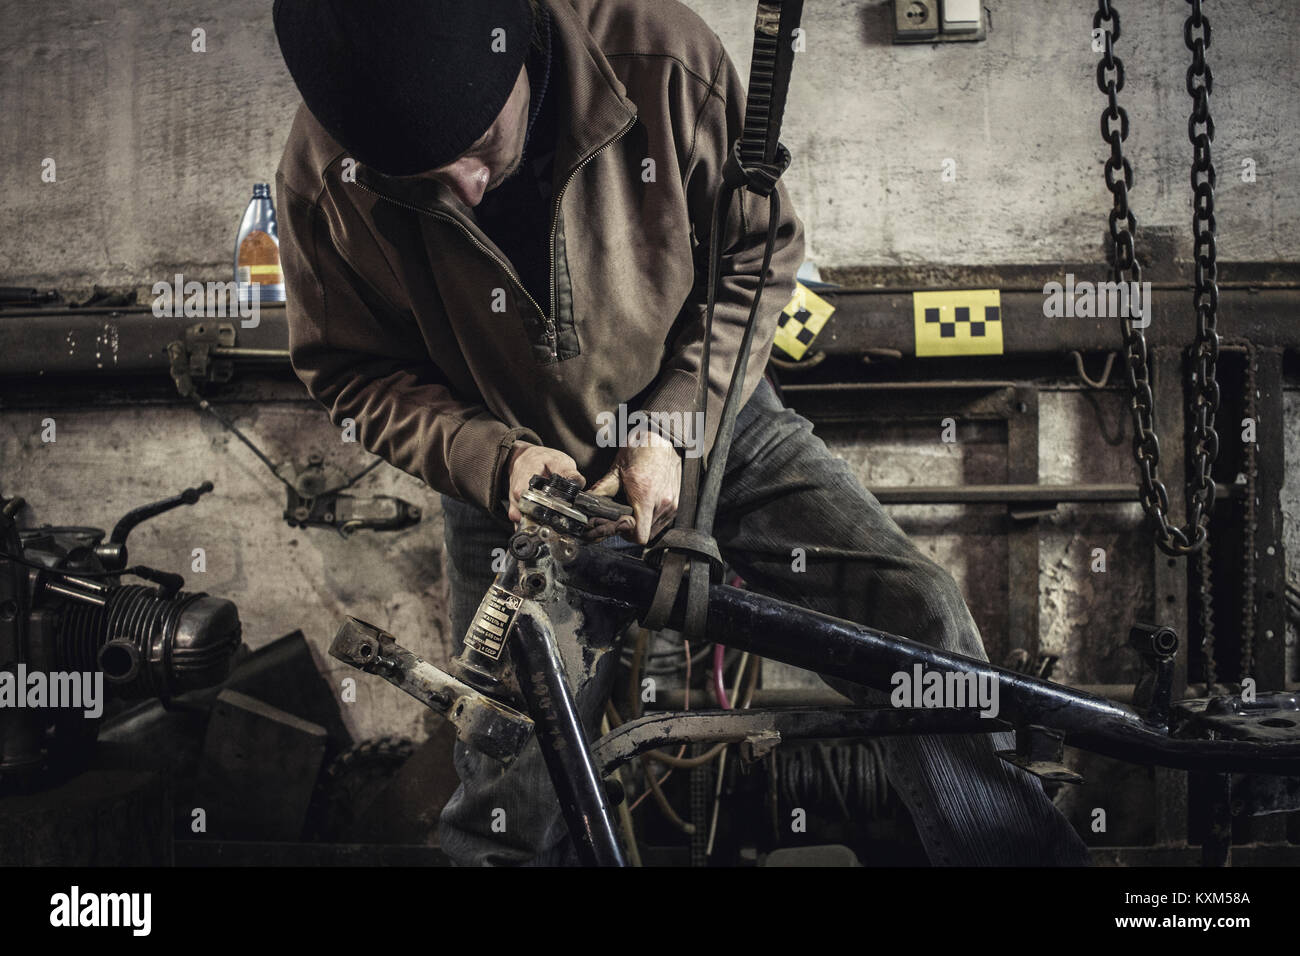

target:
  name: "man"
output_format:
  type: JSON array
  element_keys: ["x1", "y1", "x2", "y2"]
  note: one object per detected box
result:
[{"x1": 274, "y1": 0, "x2": 1091, "y2": 866}]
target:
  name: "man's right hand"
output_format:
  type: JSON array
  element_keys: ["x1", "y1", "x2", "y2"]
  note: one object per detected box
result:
[{"x1": 505, "y1": 441, "x2": 585, "y2": 524}]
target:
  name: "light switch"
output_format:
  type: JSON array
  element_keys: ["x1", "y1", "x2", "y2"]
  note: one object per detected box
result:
[{"x1": 942, "y1": 0, "x2": 981, "y2": 34}]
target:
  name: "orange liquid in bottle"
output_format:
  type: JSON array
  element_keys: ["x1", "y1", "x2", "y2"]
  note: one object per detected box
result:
[{"x1": 236, "y1": 230, "x2": 283, "y2": 287}]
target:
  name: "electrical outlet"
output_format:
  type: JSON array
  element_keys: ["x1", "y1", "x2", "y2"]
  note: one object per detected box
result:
[
  {"x1": 894, "y1": 0, "x2": 939, "y2": 41},
  {"x1": 894, "y1": 0, "x2": 986, "y2": 44}
]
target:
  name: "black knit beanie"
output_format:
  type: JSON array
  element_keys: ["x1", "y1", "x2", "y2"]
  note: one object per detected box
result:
[{"x1": 273, "y1": 0, "x2": 535, "y2": 176}]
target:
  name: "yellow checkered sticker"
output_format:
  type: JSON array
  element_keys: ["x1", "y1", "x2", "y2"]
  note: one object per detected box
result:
[
  {"x1": 912, "y1": 290, "x2": 1003, "y2": 357},
  {"x1": 775, "y1": 283, "x2": 835, "y2": 360}
]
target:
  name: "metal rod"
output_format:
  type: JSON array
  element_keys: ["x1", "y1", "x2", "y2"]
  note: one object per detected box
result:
[
  {"x1": 559, "y1": 546, "x2": 1300, "y2": 774},
  {"x1": 57, "y1": 574, "x2": 112, "y2": 595},
  {"x1": 593, "y1": 707, "x2": 999, "y2": 777},
  {"x1": 4, "y1": 287, "x2": 1299, "y2": 375},
  {"x1": 866, "y1": 482, "x2": 1239, "y2": 505},
  {"x1": 651, "y1": 683, "x2": 1140, "y2": 709},
  {"x1": 209, "y1": 347, "x2": 292, "y2": 360},
  {"x1": 42, "y1": 580, "x2": 108, "y2": 606},
  {"x1": 511, "y1": 608, "x2": 627, "y2": 867},
  {"x1": 328, "y1": 617, "x2": 534, "y2": 766}
]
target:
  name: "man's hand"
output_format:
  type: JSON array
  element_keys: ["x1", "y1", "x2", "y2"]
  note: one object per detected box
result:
[
  {"x1": 587, "y1": 427, "x2": 682, "y2": 545},
  {"x1": 505, "y1": 441, "x2": 585, "y2": 523}
]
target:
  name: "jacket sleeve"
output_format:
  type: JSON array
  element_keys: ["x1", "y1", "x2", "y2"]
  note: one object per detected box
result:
[
  {"x1": 634, "y1": 43, "x2": 805, "y2": 459},
  {"x1": 276, "y1": 178, "x2": 542, "y2": 517}
]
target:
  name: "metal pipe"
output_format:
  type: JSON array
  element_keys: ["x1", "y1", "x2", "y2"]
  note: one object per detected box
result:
[
  {"x1": 560, "y1": 546, "x2": 1300, "y2": 774},
  {"x1": 866, "y1": 482, "x2": 1239, "y2": 505},
  {"x1": 56, "y1": 574, "x2": 112, "y2": 595},
  {"x1": 209, "y1": 347, "x2": 292, "y2": 360},
  {"x1": 653, "y1": 683, "x2": 1138, "y2": 709},
  {"x1": 0, "y1": 308, "x2": 290, "y2": 375},
  {"x1": 511, "y1": 608, "x2": 627, "y2": 866},
  {"x1": 328, "y1": 617, "x2": 534, "y2": 766},
  {"x1": 813, "y1": 287, "x2": 1300, "y2": 355},
  {"x1": 42, "y1": 580, "x2": 108, "y2": 606},
  {"x1": 655, "y1": 687, "x2": 853, "y2": 708},
  {"x1": 594, "y1": 707, "x2": 999, "y2": 777},
  {"x1": 4, "y1": 286, "x2": 1298, "y2": 376}
]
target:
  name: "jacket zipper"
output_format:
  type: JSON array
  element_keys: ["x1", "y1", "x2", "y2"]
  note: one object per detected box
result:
[
  {"x1": 353, "y1": 177, "x2": 548, "y2": 337},
  {"x1": 545, "y1": 115, "x2": 637, "y2": 348},
  {"x1": 354, "y1": 114, "x2": 636, "y2": 362}
]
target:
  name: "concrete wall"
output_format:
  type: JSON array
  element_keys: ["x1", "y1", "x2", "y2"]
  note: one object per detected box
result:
[
  {"x1": 0, "y1": 392, "x2": 454, "y2": 744},
  {"x1": 2, "y1": 0, "x2": 1297, "y2": 745},
  {"x1": 2, "y1": 0, "x2": 1296, "y2": 292}
]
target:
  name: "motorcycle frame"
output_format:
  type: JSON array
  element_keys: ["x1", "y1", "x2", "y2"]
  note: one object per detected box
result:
[{"x1": 491, "y1": 528, "x2": 1300, "y2": 866}]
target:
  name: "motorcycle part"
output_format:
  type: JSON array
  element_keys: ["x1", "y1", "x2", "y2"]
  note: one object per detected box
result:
[{"x1": 329, "y1": 617, "x2": 533, "y2": 766}]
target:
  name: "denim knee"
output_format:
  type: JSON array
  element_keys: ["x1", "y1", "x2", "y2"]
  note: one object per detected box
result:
[{"x1": 899, "y1": 558, "x2": 979, "y2": 654}]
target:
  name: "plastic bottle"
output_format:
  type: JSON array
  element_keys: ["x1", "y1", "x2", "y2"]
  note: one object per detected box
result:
[{"x1": 234, "y1": 183, "x2": 285, "y2": 305}]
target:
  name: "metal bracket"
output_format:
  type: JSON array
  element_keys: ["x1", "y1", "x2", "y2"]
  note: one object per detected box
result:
[
  {"x1": 996, "y1": 725, "x2": 1084, "y2": 784},
  {"x1": 741, "y1": 729, "x2": 782, "y2": 763},
  {"x1": 282, "y1": 454, "x2": 420, "y2": 536},
  {"x1": 329, "y1": 617, "x2": 534, "y2": 765},
  {"x1": 168, "y1": 322, "x2": 237, "y2": 397},
  {"x1": 1128, "y1": 623, "x2": 1178, "y2": 725}
]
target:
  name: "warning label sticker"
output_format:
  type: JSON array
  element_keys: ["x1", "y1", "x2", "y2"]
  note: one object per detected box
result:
[
  {"x1": 775, "y1": 282, "x2": 836, "y2": 360},
  {"x1": 464, "y1": 585, "x2": 523, "y2": 661},
  {"x1": 912, "y1": 289, "x2": 1004, "y2": 357}
]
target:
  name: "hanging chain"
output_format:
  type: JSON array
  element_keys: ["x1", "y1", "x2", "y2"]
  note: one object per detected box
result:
[
  {"x1": 1183, "y1": 0, "x2": 1223, "y2": 549},
  {"x1": 1199, "y1": 533, "x2": 1217, "y2": 690},
  {"x1": 1094, "y1": 0, "x2": 1221, "y2": 557},
  {"x1": 1240, "y1": 341, "x2": 1258, "y2": 680}
]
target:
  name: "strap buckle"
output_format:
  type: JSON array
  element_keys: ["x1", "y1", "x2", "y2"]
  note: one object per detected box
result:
[{"x1": 722, "y1": 140, "x2": 792, "y2": 197}]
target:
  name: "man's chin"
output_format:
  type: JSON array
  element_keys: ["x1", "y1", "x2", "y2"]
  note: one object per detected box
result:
[{"x1": 487, "y1": 156, "x2": 525, "y2": 193}]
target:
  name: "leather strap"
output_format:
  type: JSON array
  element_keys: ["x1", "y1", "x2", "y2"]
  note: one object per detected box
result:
[
  {"x1": 641, "y1": 161, "x2": 787, "y2": 637},
  {"x1": 640, "y1": 2, "x2": 800, "y2": 639}
]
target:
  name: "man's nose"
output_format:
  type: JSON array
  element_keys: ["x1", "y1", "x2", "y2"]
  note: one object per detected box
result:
[{"x1": 440, "y1": 160, "x2": 492, "y2": 208}]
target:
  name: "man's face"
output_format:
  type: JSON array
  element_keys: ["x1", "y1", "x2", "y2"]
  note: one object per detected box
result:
[{"x1": 417, "y1": 64, "x2": 531, "y2": 208}]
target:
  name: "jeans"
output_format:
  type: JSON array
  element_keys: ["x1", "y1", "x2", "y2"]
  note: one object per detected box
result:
[{"x1": 438, "y1": 377, "x2": 1092, "y2": 866}]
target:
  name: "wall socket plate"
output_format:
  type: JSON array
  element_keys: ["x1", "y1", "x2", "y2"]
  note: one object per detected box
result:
[
  {"x1": 895, "y1": 0, "x2": 939, "y2": 40},
  {"x1": 893, "y1": 0, "x2": 986, "y2": 44}
]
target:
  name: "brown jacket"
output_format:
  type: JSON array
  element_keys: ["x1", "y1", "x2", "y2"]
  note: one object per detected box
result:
[{"x1": 276, "y1": 0, "x2": 804, "y2": 518}]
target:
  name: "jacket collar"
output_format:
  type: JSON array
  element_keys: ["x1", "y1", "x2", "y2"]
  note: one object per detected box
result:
[{"x1": 353, "y1": 0, "x2": 638, "y2": 218}]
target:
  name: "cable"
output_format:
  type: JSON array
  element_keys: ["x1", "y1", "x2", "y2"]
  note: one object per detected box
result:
[
  {"x1": 706, "y1": 653, "x2": 759, "y2": 856},
  {"x1": 625, "y1": 650, "x2": 762, "y2": 770},
  {"x1": 627, "y1": 639, "x2": 692, "y2": 814},
  {"x1": 342, "y1": 457, "x2": 384, "y2": 489},
  {"x1": 0, "y1": 548, "x2": 180, "y2": 589},
  {"x1": 626, "y1": 627, "x2": 649, "y2": 721},
  {"x1": 190, "y1": 395, "x2": 294, "y2": 490},
  {"x1": 189, "y1": 393, "x2": 385, "y2": 495},
  {"x1": 600, "y1": 712, "x2": 643, "y2": 867},
  {"x1": 1070, "y1": 349, "x2": 1117, "y2": 388},
  {"x1": 712, "y1": 643, "x2": 731, "y2": 709}
]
